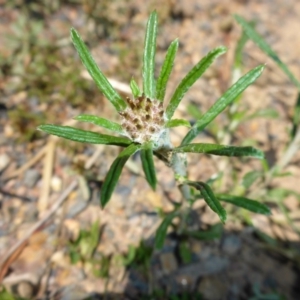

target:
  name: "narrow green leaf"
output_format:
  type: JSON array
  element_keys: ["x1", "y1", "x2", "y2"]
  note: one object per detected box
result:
[
  {"x1": 179, "y1": 241, "x2": 192, "y2": 264},
  {"x1": 165, "y1": 119, "x2": 191, "y2": 128},
  {"x1": 217, "y1": 194, "x2": 271, "y2": 215},
  {"x1": 175, "y1": 143, "x2": 264, "y2": 159},
  {"x1": 247, "y1": 108, "x2": 279, "y2": 120},
  {"x1": 291, "y1": 92, "x2": 300, "y2": 139},
  {"x1": 187, "y1": 103, "x2": 202, "y2": 119},
  {"x1": 267, "y1": 188, "x2": 300, "y2": 202},
  {"x1": 130, "y1": 78, "x2": 141, "y2": 98},
  {"x1": 272, "y1": 171, "x2": 292, "y2": 178},
  {"x1": 38, "y1": 124, "x2": 131, "y2": 146},
  {"x1": 74, "y1": 114, "x2": 124, "y2": 134},
  {"x1": 156, "y1": 39, "x2": 179, "y2": 102},
  {"x1": 122, "y1": 245, "x2": 137, "y2": 266},
  {"x1": 235, "y1": 16, "x2": 300, "y2": 139},
  {"x1": 140, "y1": 144, "x2": 157, "y2": 190},
  {"x1": 155, "y1": 210, "x2": 178, "y2": 249},
  {"x1": 187, "y1": 181, "x2": 227, "y2": 223},
  {"x1": 181, "y1": 64, "x2": 265, "y2": 145},
  {"x1": 231, "y1": 110, "x2": 247, "y2": 122},
  {"x1": 101, "y1": 144, "x2": 141, "y2": 207},
  {"x1": 70, "y1": 28, "x2": 126, "y2": 112},
  {"x1": 143, "y1": 11, "x2": 157, "y2": 99},
  {"x1": 242, "y1": 170, "x2": 263, "y2": 189},
  {"x1": 255, "y1": 229, "x2": 278, "y2": 246},
  {"x1": 234, "y1": 25, "x2": 250, "y2": 68},
  {"x1": 186, "y1": 224, "x2": 222, "y2": 241},
  {"x1": 165, "y1": 46, "x2": 227, "y2": 120},
  {"x1": 234, "y1": 15, "x2": 300, "y2": 91}
]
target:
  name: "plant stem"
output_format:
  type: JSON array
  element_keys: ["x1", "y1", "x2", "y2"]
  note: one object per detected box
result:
[
  {"x1": 276, "y1": 125, "x2": 300, "y2": 170},
  {"x1": 171, "y1": 151, "x2": 191, "y2": 233},
  {"x1": 156, "y1": 129, "x2": 192, "y2": 232}
]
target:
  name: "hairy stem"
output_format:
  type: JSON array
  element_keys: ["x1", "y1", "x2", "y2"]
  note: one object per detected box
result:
[
  {"x1": 170, "y1": 151, "x2": 191, "y2": 233},
  {"x1": 156, "y1": 128, "x2": 192, "y2": 231}
]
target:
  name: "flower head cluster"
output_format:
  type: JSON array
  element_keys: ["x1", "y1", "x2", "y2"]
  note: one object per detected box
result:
[{"x1": 119, "y1": 94, "x2": 166, "y2": 144}]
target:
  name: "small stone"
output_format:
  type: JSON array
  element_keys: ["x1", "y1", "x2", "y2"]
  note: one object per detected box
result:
[
  {"x1": 0, "y1": 153, "x2": 10, "y2": 172},
  {"x1": 219, "y1": 17, "x2": 233, "y2": 33},
  {"x1": 17, "y1": 281, "x2": 35, "y2": 299},
  {"x1": 57, "y1": 285, "x2": 88, "y2": 300},
  {"x1": 189, "y1": 239, "x2": 202, "y2": 255},
  {"x1": 198, "y1": 276, "x2": 228, "y2": 300},
  {"x1": 221, "y1": 234, "x2": 241, "y2": 255},
  {"x1": 51, "y1": 176, "x2": 62, "y2": 192},
  {"x1": 63, "y1": 219, "x2": 80, "y2": 241},
  {"x1": 51, "y1": 250, "x2": 70, "y2": 268},
  {"x1": 23, "y1": 169, "x2": 40, "y2": 188},
  {"x1": 178, "y1": 256, "x2": 229, "y2": 277},
  {"x1": 0, "y1": 134, "x2": 8, "y2": 146},
  {"x1": 4, "y1": 124, "x2": 14, "y2": 137},
  {"x1": 175, "y1": 274, "x2": 194, "y2": 289},
  {"x1": 159, "y1": 252, "x2": 178, "y2": 275},
  {"x1": 171, "y1": 0, "x2": 197, "y2": 18}
]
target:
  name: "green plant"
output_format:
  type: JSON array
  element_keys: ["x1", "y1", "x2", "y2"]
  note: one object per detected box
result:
[
  {"x1": 38, "y1": 11, "x2": 270, "y2": 249},
  {"x1": 69, "y1": 221, "x2": 100, "y2": 267},
  {"x1": 0, "y1": 288, "x2": 29, "y2": 300}
]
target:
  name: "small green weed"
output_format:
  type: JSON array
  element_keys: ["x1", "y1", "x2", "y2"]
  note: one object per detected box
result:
[
  {"x1": 69, "y1": 221, "x2": 100, "y2": 264},
  {"x1": 39, "y1": 11, "x2": 271, "y2": 250}
]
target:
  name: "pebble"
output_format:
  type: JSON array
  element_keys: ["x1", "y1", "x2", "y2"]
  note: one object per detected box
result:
[
  {"x1": 51, "y1": 250, "x2": 70, "y2": 268},
  {"x1": 4, "y1": 124, "x2": 14, "y2": 137},
  {"x1": 23, "y1": 169, "x2": 40, "y2": 188},
  {"x1": 66, "y1": 200, "x2": 89, "y2": 218},
  {"x1": 171, "y1": 0, "x2": 198, "y2": 18},
  {"x1": 63, "y1": 219, "x2": 80, "y2": 242},
  {"x1": 0, "y1": 134, "x2": 8, "y2": 146},
  {"x1": 51, "y1": 175, "x2": 62, "y2": 192},
  {"x1": 159, "y1": 252, "x2": 178, "y2": 275},
  {"x1": 0, "y1": 153, "x2": 10, "y2": 172},
  {"x1": 16, "y1": 281, "x2": 35, "y2": 299},
  {"x1": 58, "y1": 285, "x2": 89, "y2": 300},
  {"x1": 221, "y1": 234, "x2": 242, "y2": 256},
  {"x1": 198, "y1": 276, "x2": 228, "y2": 300},
  {"x1": 219, "y1": 16, "x2": 233, "y2": 33},
  {"x1": 178, "y1": 256, "x2": 229, "y2": 277}
]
